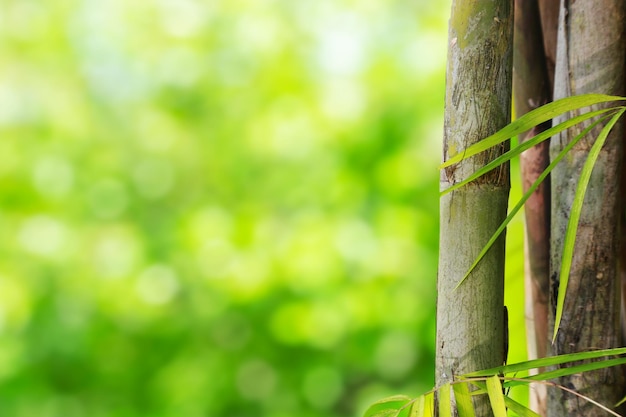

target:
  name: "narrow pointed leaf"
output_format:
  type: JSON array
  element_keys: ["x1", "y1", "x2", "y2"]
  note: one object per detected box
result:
[
  {"x1": 410, "y1": 393, "x2": 435, "y2": 417},
  {"x1": 485, "y1": 376, "x2": 507, "y2": 417},
  {"x1": 500, "y1": 378, "x2": 623, "y2": 416},
  {"x1": 438, "y1": 383, "x2": 452, "y2": 417},
  {"x1": 363, "y1": 395, "x2": 412, "y2": 417},
  {"x1": 465, "y1": 346, "x2": 626, "y2": 377},
  {"x1": 512, "y1": 357, "x2": 626, "y2": 385},
  {"x1": 504, "y1": 396, "x2": 541, "y2": 417},
  {"x1": 452, "y1": 382, "x2": 475, "y2": 417},
  {"x1": 553, "y1": 108, "x2": 626, "y2": 341},
  {"x1": 441, "y1": 107, "x2": 621, "y2": 196},
  {"x1": 440, "y1": 94, "x2": 625, "y2": 168},
  {"x1": 409, "y1": 395, "x2": 425, "y2": 417},
  {"x1": 454, "y1": 114, "x2": 613, "y2": 288},
  {"x1": 423, "y1": 392, "x2": 435, "y2": 417}
]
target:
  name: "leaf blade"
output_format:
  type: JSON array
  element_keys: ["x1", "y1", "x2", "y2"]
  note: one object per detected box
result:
[
  {"x1": 440, "y1": 94, "x2": 625, "y2": 169},
  {"x1": 438, "y1": 383, "x2": 452, "y2": 417},
  {"x1": 464, "y1": 346, "x2": 626, "y2": 377},
  {"x1": 503, "y1": 396, "x2": 542, "y2": 417},
  {"x1": 440, "y1": 107, "x2": 620, "y2": 196},
  {"x1": 515, "y1": 357, "x2": 626, "y2": 385},
  {"x1": 452, "y1": 381, "x2": 475, "y2": 417},
  {"x1": 485, "y1": 376, "x2": 507, "y2": 417},
  {"x1": 553, "y1": 108, "x2": 626, "y2": 341},
  {"x1": 363, "y1": 395, "x2": 412, "y2": 417},
  {"x1": 423, "y1": 392, "x2": 435, "y2": 417},
  {"x1": 409, "y1": 395, "x2": 425, "y2": 417},
  {"x1": 454, "y1": 112, "x2": 615, "y2": 288}
]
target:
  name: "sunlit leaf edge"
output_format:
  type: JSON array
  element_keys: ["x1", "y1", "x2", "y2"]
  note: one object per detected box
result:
[
  {"x1": 439, "y1": 93, "x2": 625, "y2": 169},
  {"x1": 464, "y1": 346, "x2": 626, "y2": 377},
  {"x1": 440, "y1": 106, "x2": 622, "y2": 196}
]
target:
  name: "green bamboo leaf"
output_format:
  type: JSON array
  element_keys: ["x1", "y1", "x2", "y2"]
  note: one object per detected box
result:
[
  {"x1": 363, "y1": 395, "x2": 412, "y2": 417},
  {"x1": 409, "y1": 395, "x2": 425, "y2": 417},
  {"x1": 511, "y1": 357, "x2": 626, "y2": 386},
  {"x1": 466, "y1": 370, "x2": 625, "y2": 415},
  {"x1": 485, "y1": 376, "x2": 507, "y2": 417},
  {"x1": 503, "y1": 396, "x2": 542, "y2": 417},
  {"x1": 452, "y1": 382, "x2": 475, "y2": 417},
  {"x1": 441, "y1": 107, "x2": 620, "y2": 196},
  {"x1": 424, "y1": 392, "x2": 435, "y2": 417},
  {"x1": 464, "y1": 346, "x2": 626, "y2": 377},
  {"x1": 462, "y1": 378, "x2": 540, "y2": 417},
  {"x1": 438, "y1": 383, "x2": 452, "y2": 417},
  {"x1": 553, "y1": 107, "x2": 626, "y2": 342},
  {"x1": 500, "y1": 377, "x2": 624, "y2": 416},
  {"x1": 440, "y1": 94, "x2": 625, "y2": 169},
  {"x1": 454, "y1": 113, "x2": 614, "y2": 288}
]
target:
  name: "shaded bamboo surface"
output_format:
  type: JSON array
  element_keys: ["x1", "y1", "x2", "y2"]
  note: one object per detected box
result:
[
  {"x1": 513, "y1": 0, "x2": 555, "y2": 414},
  {"x1": 548, "y1": 1, "x2": 626, "y2": 415}
]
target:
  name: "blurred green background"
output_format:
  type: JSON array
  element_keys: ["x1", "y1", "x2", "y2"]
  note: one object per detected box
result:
[{"x1": 0, "y1": 1, "x2": 527, "y2": 416}]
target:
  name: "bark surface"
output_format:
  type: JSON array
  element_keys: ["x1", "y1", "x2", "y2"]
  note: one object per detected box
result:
[
  {"x1": 537, "y1": 0, "x2": 559, "y2": 91},
  {"x1": 436, "y1": 1, "x2": 513, "y2": 415},
  {"x1": 548, "y1": 1, "x2": 626, "y2": 416},
  {"x1": 512, "y1": 0, "x2": 553, "y2": 414}
]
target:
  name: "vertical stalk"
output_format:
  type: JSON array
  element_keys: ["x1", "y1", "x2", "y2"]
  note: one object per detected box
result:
[
  {"x1": 548, "y1": 1, "x2": 626, "y2": 415},
  {"x1": 512, "y1": 0, "x2": 552, "y2": 414},
  {"x1": 436, "y1": 0, "x2": 514, "y2": 415}
]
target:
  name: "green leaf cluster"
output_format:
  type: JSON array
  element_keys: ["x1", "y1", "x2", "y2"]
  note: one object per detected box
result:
[
  {"x1": 440, "y1": 94, "x2": 626, "y2": 339},
  {"x1": 365, "y1": 348, "x2": 626, "y2": 417},
  {"x1": 364, "y1": 94, "x2": 626, "y2": 417}
]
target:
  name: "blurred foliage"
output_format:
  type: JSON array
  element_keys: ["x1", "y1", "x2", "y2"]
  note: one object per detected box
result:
[{"x1": 0, "y1": 0, "x2": 454, "y2": 416}]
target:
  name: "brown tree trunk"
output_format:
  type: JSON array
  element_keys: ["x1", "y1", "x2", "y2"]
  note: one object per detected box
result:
[
  {"x1": 537, "y1": 0, "x2": 559, "y2": 91},
  {"x1": 548, "y1": 1, "x2": 626, "y2": 416},
  {"x1": 512, "y1": 1, "x2": 552, "y2": 414}
]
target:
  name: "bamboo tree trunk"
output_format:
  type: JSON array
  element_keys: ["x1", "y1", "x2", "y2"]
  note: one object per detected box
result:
[
  {"x1": 548, "y1": 1, "x2": 626, "y2": 415},
  {"x1": 537, "y1": 0, "x2": 559, "y2": 92},
  {"x1": 512, "y1": 1, "x2": 552, "y2": 414},
  {"x1": 436, "y1": 1, "x2": 513, "y2": 415}
]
